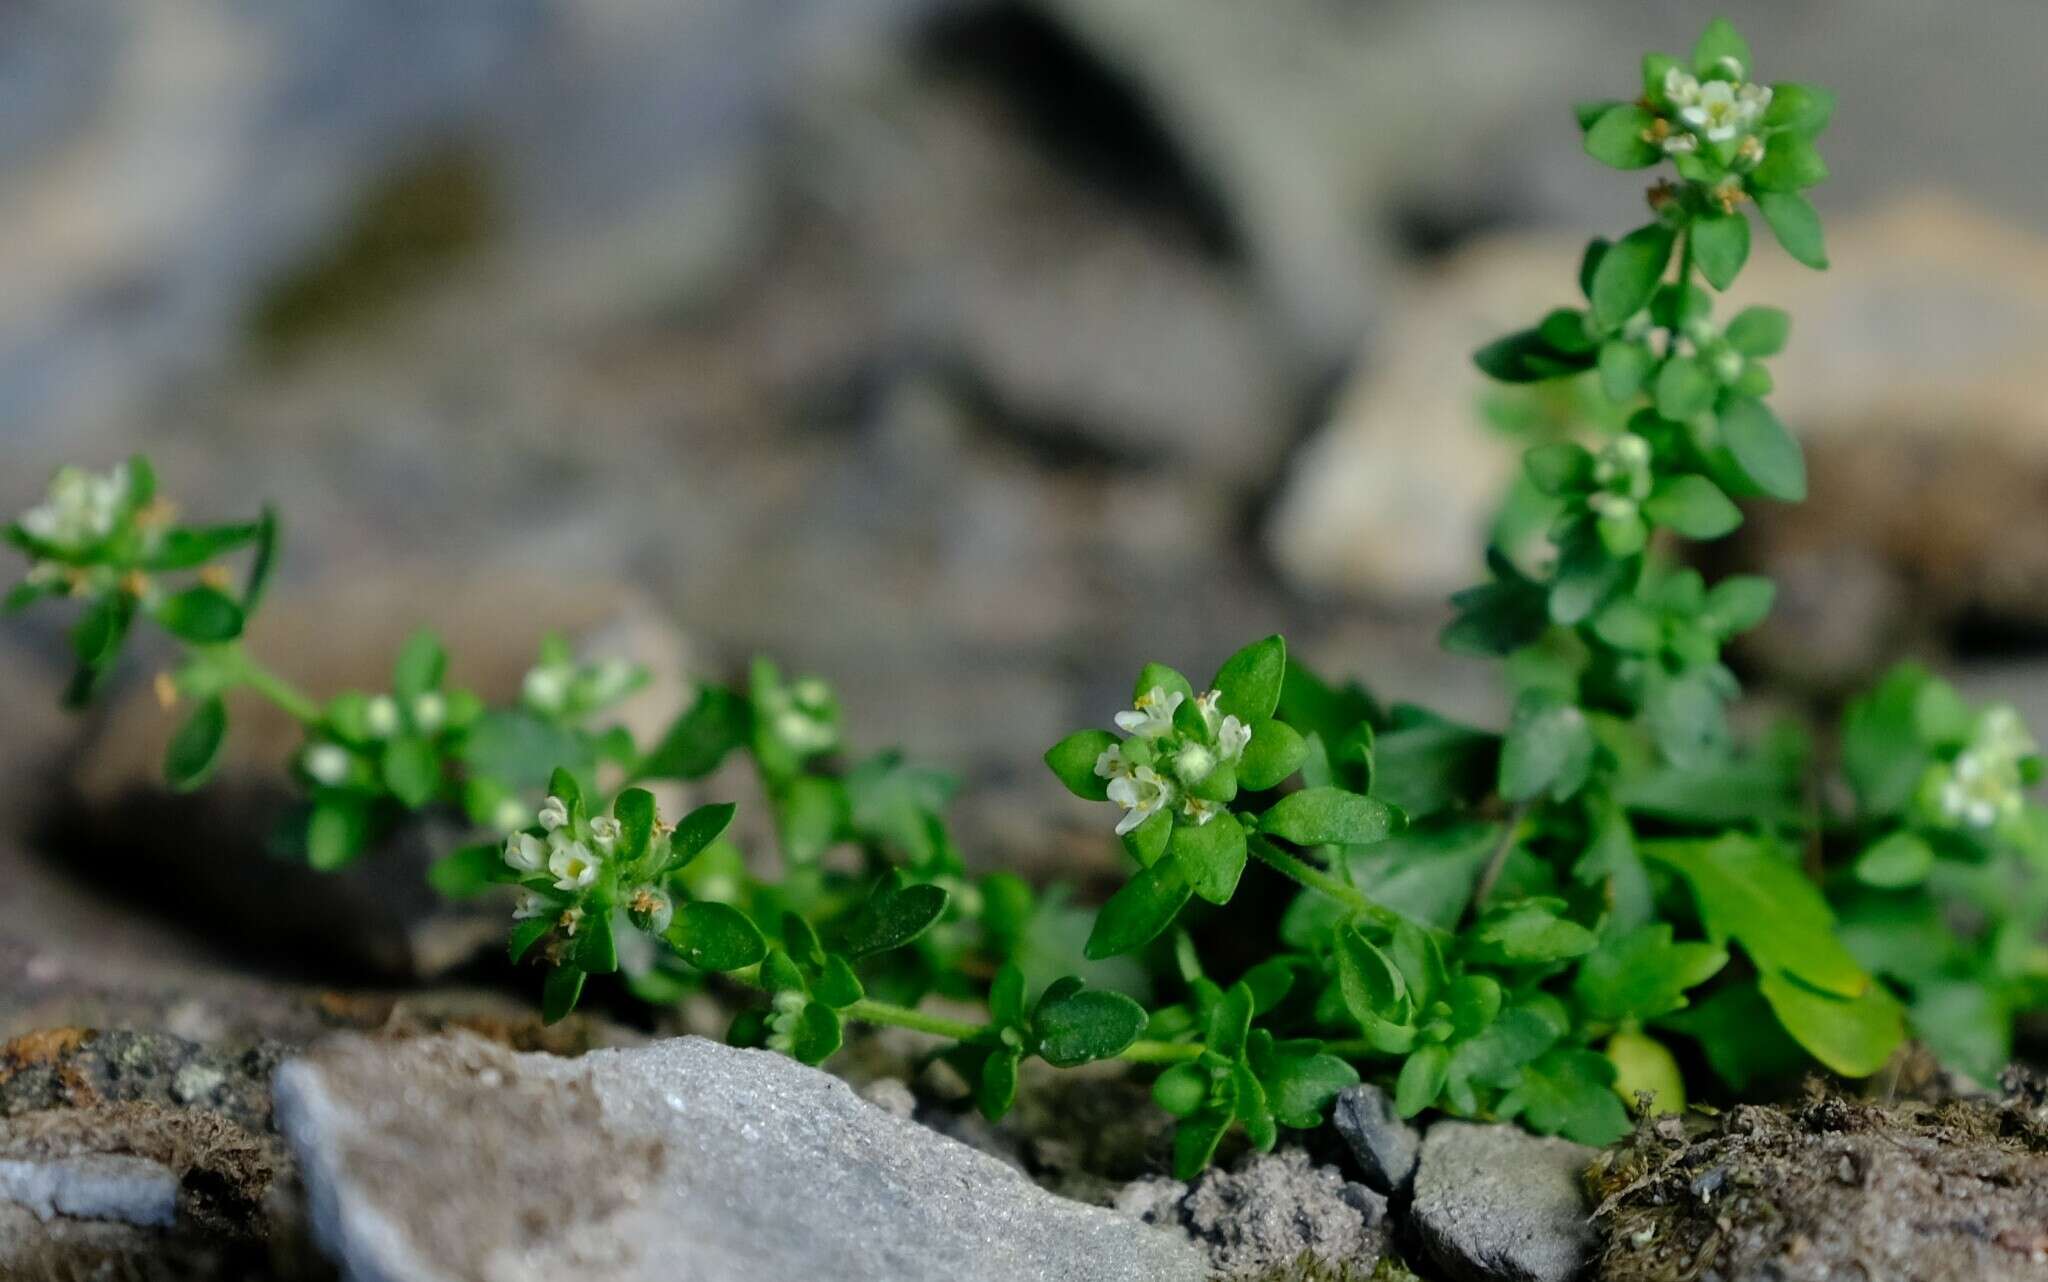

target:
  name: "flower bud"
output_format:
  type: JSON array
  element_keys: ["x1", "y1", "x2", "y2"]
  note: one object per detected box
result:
[{"x1": 628, "y1": 887, "x2": 674, "y2": 934}]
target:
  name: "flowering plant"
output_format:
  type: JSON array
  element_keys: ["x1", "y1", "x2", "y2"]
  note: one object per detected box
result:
[{"x1": 10, "y1": 18, "x2": 2047, "y2": 1177}]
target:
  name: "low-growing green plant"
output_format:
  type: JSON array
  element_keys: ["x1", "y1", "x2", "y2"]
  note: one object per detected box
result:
[{"x1": 10, "y1": 18, "x2": 2047, "y2": 1179}]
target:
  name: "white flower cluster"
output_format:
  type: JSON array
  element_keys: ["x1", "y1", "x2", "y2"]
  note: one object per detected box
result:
[
  {"x1": 1938, "y1": 707, "x2": 2038, "y2": 831},
  {"x1": 522, "y1": 656, "x2": 642, "y2": 719},
  {"x1": 504, "y1": 793, "x2": 605, "y2": 891},
  {"x1": 760, "y1": 674, "x2": 838, "y2": 757},
  {"x1": 1662, "y1": 65, "x2": 1771, "y2": 151},
  {"x1": 1094, "y1": 686, "x2": 1251, "y2": 834},
  {"x1": 18, "y1": 464, "x2": 130, "y2": 554},
  {"x1": 1587, "y1": 434, "x2": 1655, "y2": 522}
]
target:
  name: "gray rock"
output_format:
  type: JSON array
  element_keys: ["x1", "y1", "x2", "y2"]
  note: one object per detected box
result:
[
  {"x1": 0, "y1": 1154, "x2": 176, "y2": 1227},
  {"x1": 1411, "y1": 1122, "x2": 1595, "y2": 1282},
  {"x1": 1115, "y1": 1148, "x2": 1386, "y2": 1279},
  {"x1": 274, "y1": 1032, "x2": 1205, "y2": 1282},
  {"x1": 1331, "y1": 1083, "x2": 1420, "y2": 1196}
]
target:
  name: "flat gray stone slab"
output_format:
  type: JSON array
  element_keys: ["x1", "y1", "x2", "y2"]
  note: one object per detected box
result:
[
  {"x1": 274, "y1": 1032, "x2": 1205, "y2": 1282},
  {"x1": 1411, "y1": 1121, "x2": 1596, "y2": 1282}
]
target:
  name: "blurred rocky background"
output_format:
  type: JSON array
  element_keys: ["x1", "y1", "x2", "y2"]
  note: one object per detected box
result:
[{"x1": 6, "y1": 0, "x2": 2048, "y2": 882}]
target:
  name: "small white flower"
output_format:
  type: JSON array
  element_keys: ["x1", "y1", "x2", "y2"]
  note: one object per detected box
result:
[
  {"x1": 549, "y1": 841, "x2": 601, "y2": 891},
  {"x1": 411, "y1": 691, "x2": 447, "y2": 734},
  {"x1": 1663, "y1": 132, "x2": 1699, "y2": 155},
  {"x1": 504, "y1": 832, "x2": 549, "y2": 874},
  {"x1": 523, "y1": 665, "x2": 570, "y2": 714},
  {"x1": 537, "y1": 794, "x2": 570, "y2": 832},
  {"x1": 1217, "y1": 715, "x2": 1251, "y2": 763},
  {"x1": 1193, "y1": 689, "x2": 1224, "y2": 735},
  {"x1": 364, "y1": 695, "x2": 401, "y2": 739},
  {"x1": 1587, "y1": 493, "x2": 1639, "y2": 522},
  {"x1": 558, "y1": 906, "x2": 586, "y2": 936},
  {"x1": 1106, "y1": 765, "x2": 1173, "y2": 835},
  {"x1": 588, "y1": 815, "x2": 621, "y2": 853},
  {"x1": 513, "y1": 891, "x2": 550, "y2": 920},
  {"x1": 774, "y1": 708, "x2": 836, "y2": 754},
  {"x1": 1712, "y1": 348, "x2": 1745, "y2": 384},
  {"x1": 1736, "y1": 81, "x2": 1772, "y2": 123},
  {"x1": 791, "y1": 676, "x2": 833, "y2": 710},
  {"x1": 1115, "y1": 686, "x2": 1184, "y2": 739},
  {"x1": 19, "y1": 464, "x2": 128, "y2": 552},
  {"x1": 1976, "y1": 706, "x2": 2036, "y2": 762},
  {"x1": 305, "y1": 743, "x2": 353, "y2": 787},
  {"x1": 1094, "y1": 743, "x2": 1130, "y2": 780},
  {"x1": 1183, "y1": 796, "x2": 1222, "y2": 826},
  {"x1": 1663, "y1": 67, "x2": 1702, "y2": 110},
  {"x1": 1681, "y1": 79, "x2": 1746, "y2": 142},
  {"x1": 1715, "y1": 54, "x2": 1747, "y2": 81}
]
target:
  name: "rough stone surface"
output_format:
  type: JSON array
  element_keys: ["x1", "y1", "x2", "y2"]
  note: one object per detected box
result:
[
  {"x1": 0, "y1": 1153, "x2": 177, "y2": 1226},
  {"x1": 1411, "y1": 1122, "x2": 1595, "y2": 1282},
  {"x1": 1115, "y1": 1148, "x2": 1387, "y2": 1279},
  {"x1": 275, "y1": 1032, "x2": 1206, "y2": 1282},
  {"x1": 1331, "y1": 1083, "x2": 1420, "y2": 1196}
]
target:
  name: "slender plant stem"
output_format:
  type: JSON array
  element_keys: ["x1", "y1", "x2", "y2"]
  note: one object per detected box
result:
[
  {"x1": 217, "y1": 643, "x2": 322, "y2": 723},
  {"x1": 1118, "y1": 1039, "x2": 1206, "y2": 1065},
  {"x1": 840, "y1": 998, "x2": 986, "y2": 1044},
  {"x1": 1470, "y1": 799, "x2": 1536, "y2": 916},
  {"x1": 1248, "y1": 835, "x2": 1401, "y2": 928}
]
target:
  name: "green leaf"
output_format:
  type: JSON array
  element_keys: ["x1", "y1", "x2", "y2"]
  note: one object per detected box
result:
[
  {"x1": 990, "y1": 964, "x2": 1028, "y2": 1029},
  {"x1": 392, "y1": 630, "x2": 446, "y2": 700},
  {"x1": 541, "y1": 966, "x2": 586, "y2": 1024},
  {"x1": 837, "y1": 880, "x2": 950, "y2": 958},
  {"x1": 1171, "y1": 814, "x2": 1249, "y2": 905},
  {"x1": 1212, "y1": 635, "x2": 1286, "y2": 723},
  {"x1": 1842, "y1": 666, "x2": 1937, "y2": 818},
  {"x1": 1751, "y1": 134, "x2": 1828, "y2": 192},
  {"x1": 790, "y1": 1001, "x2": 843, "y2": 1065},
  {"x1": 1598, "y1": 340, "x2": 1654, "y2": 402},
  {"x1": 242, "y1": 505, "x2": 280, "y2": 612},
  {"x1": 612, "y1": 787, "x2": 656, "y2": 863},
  {"x1": 1654, "y1": 355, "x2": 1718, "y2": 420},
  {"x1": 1034, "y1": 987, "x2": 1148, "y2": 1067},
  {"x1": 574, "y1": 905, "x2": 619, "y2": 974},
  {"x1": 1394, "y1": 1044, "x2": 1450, "y2": 1117},
  {"x1": 1691, "y1": 212, "x2": 1750, "y2": 290},
  {"x1": 1466, "y1": 901, "x2": 1599, "y2": 966},
  {"x1": 143, "y1": 522, "x2": 263, "y2": 570},
  {"x1": 508, "y1": 916, "x2": 553, "y2": 964},
  {"x1": 1645, "y1": 669, "x2": 1730, "y2": 769},
  {"x1": 1691, "y1": 17, "x2": 1752, "y2": 77},
  {"x1": 1578, "y1": 237, "x2": 1610, "y2": 300},
  {"x1": 637, "y1": 684, "x2": 748, "y2": 780},
  {"x1": 666, "y1": 801, "x2": 737, "y2": 869},
  {"x1": 1206, "y1": 982, "x2": 1255, "y2": 1062},
  {"x1": 1473, "y1": 329, "x2": 1594, "y2": 384},
  {"x1": 1262, "y1": 1050, "x2": 1359, "y2": 1129},
  {"x1": 782, "y1": 912, "x2": 827, "y2": 968},
  {"x1": 1122, "y1": 808, "x2": 1172, "y2": 867},
  {"x1": 1447, "y1": 974, "x2": 1504, "y2": 1036},
  {"x1": 1700, "y1": 575, "x2": 1775, "y2": 634},
  {"x1": 1046, "y1": 730, "x2": 1118, "y2": 801},
  {"x1": 1659, "y1": 982, "x2": 1808, "y2": 1090},
  {"x1": 164, "y1": 695, "x2": 227, "y2": 792},
  {"x1": 1237, "y1": 719, "x2": 1305, "y2": 791},
  {"x1": 1549, "y1": 525, "x2": 1634, "y2": 626},
  {"x1": 814, "y1": 954, "x2": 865, "y2": 1009},
  {"x1": 460, "y1": 709, "x2": 588, "y2": 793},
  {"x1": 1756, "y1": 191, "x2": 1828, "y2": 269},
  {"x1": 1507, "y1": 1049, "x2": 1629, "y2": 1144},
  {"x1": 1590, "y1": 224, "x2": 1676, "y2": 331},
  {"x1": 1642, "y1": 835, "x2": 1868, "y2": 997},
  {"x1": 380, "y1": 736, "x2": 441, "y2": 809},
  {"x1": 1262, "y1": 788, "x2": 1401, "y2": 846},
  {"x1": 977, "y1": 1051, "x2": 1020, "y2": 1121},
  {"x1": 427, "y1": 841, "x2": 504, "y2": 900},
  {"x1": 1153, "y1": 1063, "x2": 1210, "y2": 1118},
  {"x1": 1583, "y1": 105, "x2": 1662, "y2": 169},
  {"x1": 1644, "y1": 474, "x2": 1741, "y2": 539},
  {"x1": 666, "y1": 901, "x2": 767, "y2": 971},
  {"x1": 1574, "y1": 924, "x2": 1728, "y2": 1023},
  {"x1": 1524, "y1": 443, "x2": 1593, "y2": 496},
  {"x1": 72, "y1": 593, "x2": 135, "y2": 666},
  {"x1": 1498, "y1": 694, "x2": 1596, "y2": 803},
  {"x1": 1719, "y1": 397, "x2": 1806, "y2": 500},
  {"x1": 155, "y1": 585, "x2": 245, "y2": 643},
  {"x1": 1132, "y1": 662, "x2": 1195, "y2": 708},
  {"x1": 1757, "y1": 971, "x2": 1904, "y2": 1078},
  {"x1": 774, "y1": 775, "x2": 844, "y2": 865},
  {"x1": 306, "y1": 795, "x2": 370, "y2": 870},
  {"x1": 1724, "y1": 306, "x2": 1790, "y2": 356},
  {"x1": 1337, "y1": 928, "x2": 1406, "y2": 1023},
  {"x1": 1085, "y1": 859, "x2": 1192, "y2": 959},
  {"x1": 1764, "y1": 83, "x2": 1836, "y2": 135},
  {"x1": 1173, "y1": 1107, "x2": 1235, "y2": 1180},
  {"x1": 1853, "y1": 831, "x2": 1935, "y2": 889}
]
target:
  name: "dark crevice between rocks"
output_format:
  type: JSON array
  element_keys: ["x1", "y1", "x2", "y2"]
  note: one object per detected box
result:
[{"x1": 916, "y1": 1, "x2": 1242, "y2": 265}]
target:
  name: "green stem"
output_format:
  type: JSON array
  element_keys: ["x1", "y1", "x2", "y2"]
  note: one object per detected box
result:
[
  {"x1": 840, "y1": 998, "x2": 987, "y2": 1044},
  {"x1": 216, "y1": 643, "x2": 322, "y2": 723},
  {"x1": 1118, "y1": 1039, "x2": 1205, "y2": 1065},
  {"x1": 1666, "y1": 225, "x2": 1695, "y2": 357},
  {"x1": 1248, "y1": 835, "x2": 1401, "y2": 928}
]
